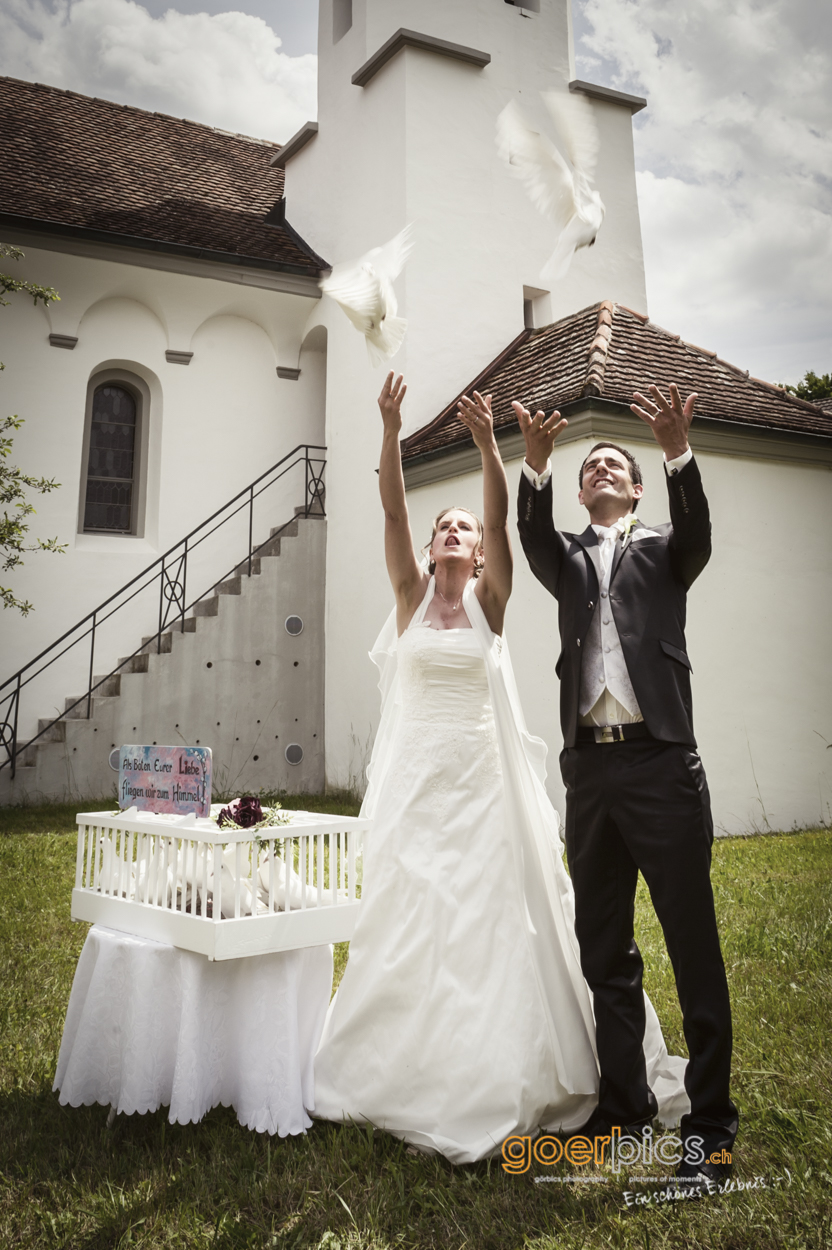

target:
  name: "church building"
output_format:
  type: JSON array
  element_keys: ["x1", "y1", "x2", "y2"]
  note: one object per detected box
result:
[{"x1": 2, "y1": 0, "x2": 830, "y2": 834}]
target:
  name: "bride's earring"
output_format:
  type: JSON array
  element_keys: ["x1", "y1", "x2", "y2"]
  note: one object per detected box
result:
[{"x1": 428, "y1": 549, "x2": 436, "y2": 574}]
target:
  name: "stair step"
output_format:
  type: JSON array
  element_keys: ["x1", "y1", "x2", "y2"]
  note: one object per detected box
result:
[
  {"x1": 232, "y1": 556, "x2": 262, "y2": 577},
  {"x1": 64, "y1": 697, "x2": 93, "y2": 719},
  {"x1": 18, "y1": 741, "x2": 39, "y2": 767},
  {"x1": 117, "y1": 653, "x2": 150, "y2": 674},
  {"x1": 270, "y1": 519, "x2": 299, "y2": 540},
  {"x1": 144, "y1": 618, "x2": 197, "y2": 649},
  {"x1": 141, "y1": 632, "x2": 173, "y2": 654},
  {"x1": 258, "y1": 536, "x2": 281, "y2": 558},
  {"x1": 217, "y1": 576, "x2": 242, "y2": 596},
  {"x1": 8, "y1": 499, "x2": 318, "y2": 800},
  {"x1": 92, "y1": 673, "x2": 121, "y2": 697},
  {"x1": 192, "y1": 597, "x2": 219, "y2": 618}
]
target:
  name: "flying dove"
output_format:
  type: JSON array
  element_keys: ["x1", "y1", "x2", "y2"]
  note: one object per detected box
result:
[
  {"x1": 496, "y1": 92, "x2": 605, "y2": 281},
  {"x1": 319, "y1": 225, "x2": 414, "y2": 366}
]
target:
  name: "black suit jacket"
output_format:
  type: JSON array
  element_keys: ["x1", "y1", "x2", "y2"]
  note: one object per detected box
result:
[{"x1": 517, "y1": 457, "x2": 712, "y2": 748}]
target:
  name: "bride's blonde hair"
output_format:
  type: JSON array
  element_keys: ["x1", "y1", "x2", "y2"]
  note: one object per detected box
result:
[{"x1": 424, "y1": 506, "x2": 484, "y2": 578}]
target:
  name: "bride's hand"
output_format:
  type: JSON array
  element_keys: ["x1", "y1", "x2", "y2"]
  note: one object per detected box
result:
[
  {"x1": 378, "y1": 372, "x2": 407, "y2": 434},
  {"x1": 457, "y1": 391, "x2": 497, "y2": 452}
]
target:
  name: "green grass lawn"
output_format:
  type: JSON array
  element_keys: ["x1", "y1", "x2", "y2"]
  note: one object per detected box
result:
[{"x1": 0, "y1": 800, "x2": 830, "y2": 1249}]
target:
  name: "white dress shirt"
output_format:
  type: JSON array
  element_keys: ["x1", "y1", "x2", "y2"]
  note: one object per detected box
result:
[{"x1": 522, "y1": 447, "x2": 693, "y2": 727}]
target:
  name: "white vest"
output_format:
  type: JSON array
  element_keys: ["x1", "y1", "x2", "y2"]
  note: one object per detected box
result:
[{"x1": 578, "y1": 521, "x2": 642, "y2": 720}]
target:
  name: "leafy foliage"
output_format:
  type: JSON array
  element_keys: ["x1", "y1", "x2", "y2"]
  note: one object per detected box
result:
[
  {"x1": 0, "y1": 243, "x2": 65, "y2": 615},
  {"x1": 784, "y1": 369, "x2": 832, "y2": 402},
  {"x1": 0, "y1": 244, "x2": 60, "y2": 309}
]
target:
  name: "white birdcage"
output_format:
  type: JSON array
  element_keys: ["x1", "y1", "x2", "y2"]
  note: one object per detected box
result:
[{"x1": 71, "y1": 807, "x2": 368, "y2": 960}]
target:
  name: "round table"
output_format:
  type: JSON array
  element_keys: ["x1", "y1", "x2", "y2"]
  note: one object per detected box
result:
[{"x1": 54, "y1": 925, "x2": 333, "y2": 1136}]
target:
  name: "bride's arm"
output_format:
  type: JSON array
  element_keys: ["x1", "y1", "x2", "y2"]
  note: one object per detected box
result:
[
  {"x1": 457, "y1": 391, "x2": 512, "y2": 635},
  {"x1": 378, "y1": 372, "x2": 428, "y2": 626}
]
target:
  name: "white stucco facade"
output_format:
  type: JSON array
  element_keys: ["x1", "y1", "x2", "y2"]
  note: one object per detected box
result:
[
  {"x1": 2, "y1": 0, "x2": 830, "y2": 830},
  {"x1": 403, "y1": 429, "x2": 832, "y2": 837},
  {"x1": 284, "y1": 0, "x2": 650, "y2": 790},
  {"x1": 2, "y1": 234, "x2": 323, "y2": 747}
]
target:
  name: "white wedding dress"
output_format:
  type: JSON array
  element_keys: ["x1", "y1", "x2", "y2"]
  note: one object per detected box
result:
[{"x1": 313, "y1": 579, "x2": 688, "y2": 1163}]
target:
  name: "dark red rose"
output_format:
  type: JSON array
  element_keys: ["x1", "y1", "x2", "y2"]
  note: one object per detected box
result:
[{"x1": 217, "y1": 796, "x2": 263, "y2": 828}]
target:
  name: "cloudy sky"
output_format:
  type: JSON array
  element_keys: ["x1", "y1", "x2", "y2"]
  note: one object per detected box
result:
[{"x1": 2, "y1": 0, "x2": 829, "y2": 385}]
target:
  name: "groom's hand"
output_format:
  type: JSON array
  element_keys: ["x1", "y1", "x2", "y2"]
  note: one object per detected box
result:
[
  {"x1": 631, "y1": 383, "x2": 695, "y2": 461},
  {"x1": 512, "y1": 401, "x2": 568, "y2": 475}
]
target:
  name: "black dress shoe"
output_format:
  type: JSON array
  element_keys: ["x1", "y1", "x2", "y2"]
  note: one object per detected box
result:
[
  {"x1": 676, "y1": 1158, "x2": 731, "y2": 1195},
  {"x1": 563, "y1": 1110, "x2": 653, "y2": 1145}
]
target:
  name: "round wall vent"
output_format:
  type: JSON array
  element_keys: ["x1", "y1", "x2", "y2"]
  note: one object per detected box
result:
[
  {"x1": 285, "y1": 743, "x2": 304, "y2": 766},
  {"x1": 108, "y1": 748, "x2": 120, "y2": 771},
  {"x1": 285, "y1": 615, "x2": 304, "y2": 636}
]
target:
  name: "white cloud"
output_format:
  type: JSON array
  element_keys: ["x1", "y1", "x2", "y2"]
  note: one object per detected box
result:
[
  {"x1": 576, "y1": 0, "x2": 832, "y2": 383},
  {"x1": 0, "y1": 0, "x2": 317, "y2": 143}
]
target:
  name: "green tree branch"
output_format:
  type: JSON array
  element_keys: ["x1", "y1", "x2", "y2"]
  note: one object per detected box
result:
[
  {"x1": 1, "y1": 243, "x2": 66, "y2": 615},
  {"x1": 783, "y1": 369, "x2": 832, "y2": 403}
]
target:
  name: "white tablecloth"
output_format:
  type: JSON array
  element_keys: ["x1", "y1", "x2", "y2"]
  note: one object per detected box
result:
[{"x1": 54, "y1": 925, "x2": 333, "y2": 1136}]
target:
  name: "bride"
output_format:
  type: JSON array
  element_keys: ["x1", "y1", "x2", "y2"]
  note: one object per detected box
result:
[{"x1": 313, "y1": 374, "x2": 687, "y2": 1162}]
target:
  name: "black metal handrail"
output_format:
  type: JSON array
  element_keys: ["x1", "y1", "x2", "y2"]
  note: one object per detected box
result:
[{"x1": 0, "y1": 444, "x2": 326, "y2": 777}]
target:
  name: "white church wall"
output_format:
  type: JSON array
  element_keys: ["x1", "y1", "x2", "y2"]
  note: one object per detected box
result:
[
  {"x1": 296, "y1": 324, "x2": 329, "y2": 450},
  {"x1": 403, "y1": 439, "x2": 832, "y2": 836},
  {"x1": 285, "y1": 0, "x2": 651, "y2": 790},
  {"x1": 1, "y1": 238, "x2": 320, "y2": 745}
]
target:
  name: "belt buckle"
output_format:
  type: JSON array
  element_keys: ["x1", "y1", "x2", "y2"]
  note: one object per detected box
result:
[{"x1": 594, "y1": 725, "x2": 622, "y2": 744}]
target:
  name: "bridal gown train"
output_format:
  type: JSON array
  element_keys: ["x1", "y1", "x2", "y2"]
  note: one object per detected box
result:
[{"x1": 313, "y1": 580, "x2": 688, "y2": 1163}]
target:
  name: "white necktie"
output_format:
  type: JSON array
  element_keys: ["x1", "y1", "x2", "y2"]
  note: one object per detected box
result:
[{"x1": 596, "y1": 517, "x2": 627, "y2": 579}]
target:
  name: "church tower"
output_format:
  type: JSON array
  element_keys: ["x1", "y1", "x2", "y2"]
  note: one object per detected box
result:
[{"x1": 282, "y1": 0, "x2": 649, "y2": 787}]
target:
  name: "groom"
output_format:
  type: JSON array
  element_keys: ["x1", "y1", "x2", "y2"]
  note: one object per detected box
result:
[{"x1": 514, "y1": 383, "x2": 738, "y2": 1185}]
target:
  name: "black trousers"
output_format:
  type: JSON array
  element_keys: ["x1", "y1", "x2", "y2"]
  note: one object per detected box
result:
[{"x1": 561, "y1": 738, "x2": 738, "y2": 1157}]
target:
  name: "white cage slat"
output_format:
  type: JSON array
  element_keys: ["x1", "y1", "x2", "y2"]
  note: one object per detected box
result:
[
  {"x1": 74, "y1": 827, "x2": 85, "y2": 890},
  {"x1": 71, "y1": 808, "x2": 369, "y2": 960}
]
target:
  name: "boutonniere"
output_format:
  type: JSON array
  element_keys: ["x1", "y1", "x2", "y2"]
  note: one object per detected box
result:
[{"x1": 621, "y1": 514, "x2": 640, "y2": 550}]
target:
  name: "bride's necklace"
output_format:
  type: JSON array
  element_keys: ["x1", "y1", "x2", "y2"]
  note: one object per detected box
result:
[{"x1": 436, "y1": 585, "x2": 463, "y2": 613}]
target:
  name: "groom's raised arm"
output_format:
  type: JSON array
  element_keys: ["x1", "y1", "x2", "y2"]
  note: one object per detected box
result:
[
  {"x1": 513, "y1": 400, "x2": 568, "y2": 600},
  {"x1": 630, "y1": 383, "x2": 711, "y2": 589}
]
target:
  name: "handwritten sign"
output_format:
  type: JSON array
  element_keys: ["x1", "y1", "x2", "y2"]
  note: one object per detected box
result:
[{"x1": 118, "y1": 745, "x2": 212, "y2": 818}]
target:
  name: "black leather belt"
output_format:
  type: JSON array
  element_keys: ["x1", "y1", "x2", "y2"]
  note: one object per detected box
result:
[{"x1": 575, "y1": 723, "x2": 653, "y2": 744}]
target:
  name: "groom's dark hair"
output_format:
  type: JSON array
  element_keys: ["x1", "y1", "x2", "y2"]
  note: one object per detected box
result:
[{"x1": 579, "y1": 442, "x2": 644, "y2": 501}]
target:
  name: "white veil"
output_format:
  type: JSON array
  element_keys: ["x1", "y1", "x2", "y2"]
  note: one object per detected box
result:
[{"x1": 359, "y1": 576, "x2": 690, "y2": 1125}]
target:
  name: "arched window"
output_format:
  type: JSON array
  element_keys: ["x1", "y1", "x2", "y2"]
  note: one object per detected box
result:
[{"x1": 81, "y1": 381, "x2": 140, "y2": 533}]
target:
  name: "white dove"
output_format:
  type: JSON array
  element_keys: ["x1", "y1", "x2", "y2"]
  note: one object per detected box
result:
[
  {"x1": 496, "y1": 92, "x2": 605, "y2": 281},
  {"x1": 319, "y1": 224, "x2": 414, "y2": 366}
]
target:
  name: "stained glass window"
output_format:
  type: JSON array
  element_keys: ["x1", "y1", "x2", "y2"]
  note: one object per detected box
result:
[{"x1": 83, "y1": 384, "x2": 137, "y2": 532}]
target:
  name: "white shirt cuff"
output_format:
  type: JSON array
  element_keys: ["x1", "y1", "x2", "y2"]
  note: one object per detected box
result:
[
  {"x1": 522, "y1": 458, "x2": 552, "y2": 491},
  {"x1": 663, "y1": 446, "x2": 693, "y2": 476}
]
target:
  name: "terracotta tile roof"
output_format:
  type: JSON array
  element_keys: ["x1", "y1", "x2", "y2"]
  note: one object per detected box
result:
[
  {"x1": 0, "y1": 76, "x2": 325, "y2": 274},
  {"x1": 402, "y1": 301, "x2": 832, "y2": 461}
]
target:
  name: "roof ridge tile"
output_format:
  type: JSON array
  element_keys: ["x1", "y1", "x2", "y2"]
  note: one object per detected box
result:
[
  {"x1": 615, "y1": 303, "x2": 649, "y2": 323},
  {"x1": 683, "y1": 341, "x2": 717, "y2": 359},
  {"x1": 716, "y1": 357, "x2": 749, "y2": 378},
  {"x1": 582, "y1": 300, "x2": 616, "y2": 398},
  {"x1": 748, "y1": 379, "x2": 832, "y2": 415},
  {"x1": 647, "y1": 322, "x2": 681, "y2": 341}
]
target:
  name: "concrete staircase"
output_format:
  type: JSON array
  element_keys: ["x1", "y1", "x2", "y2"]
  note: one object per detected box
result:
[{"x1": 0, "y1": 510, "x2": 326, "y2": 805}]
